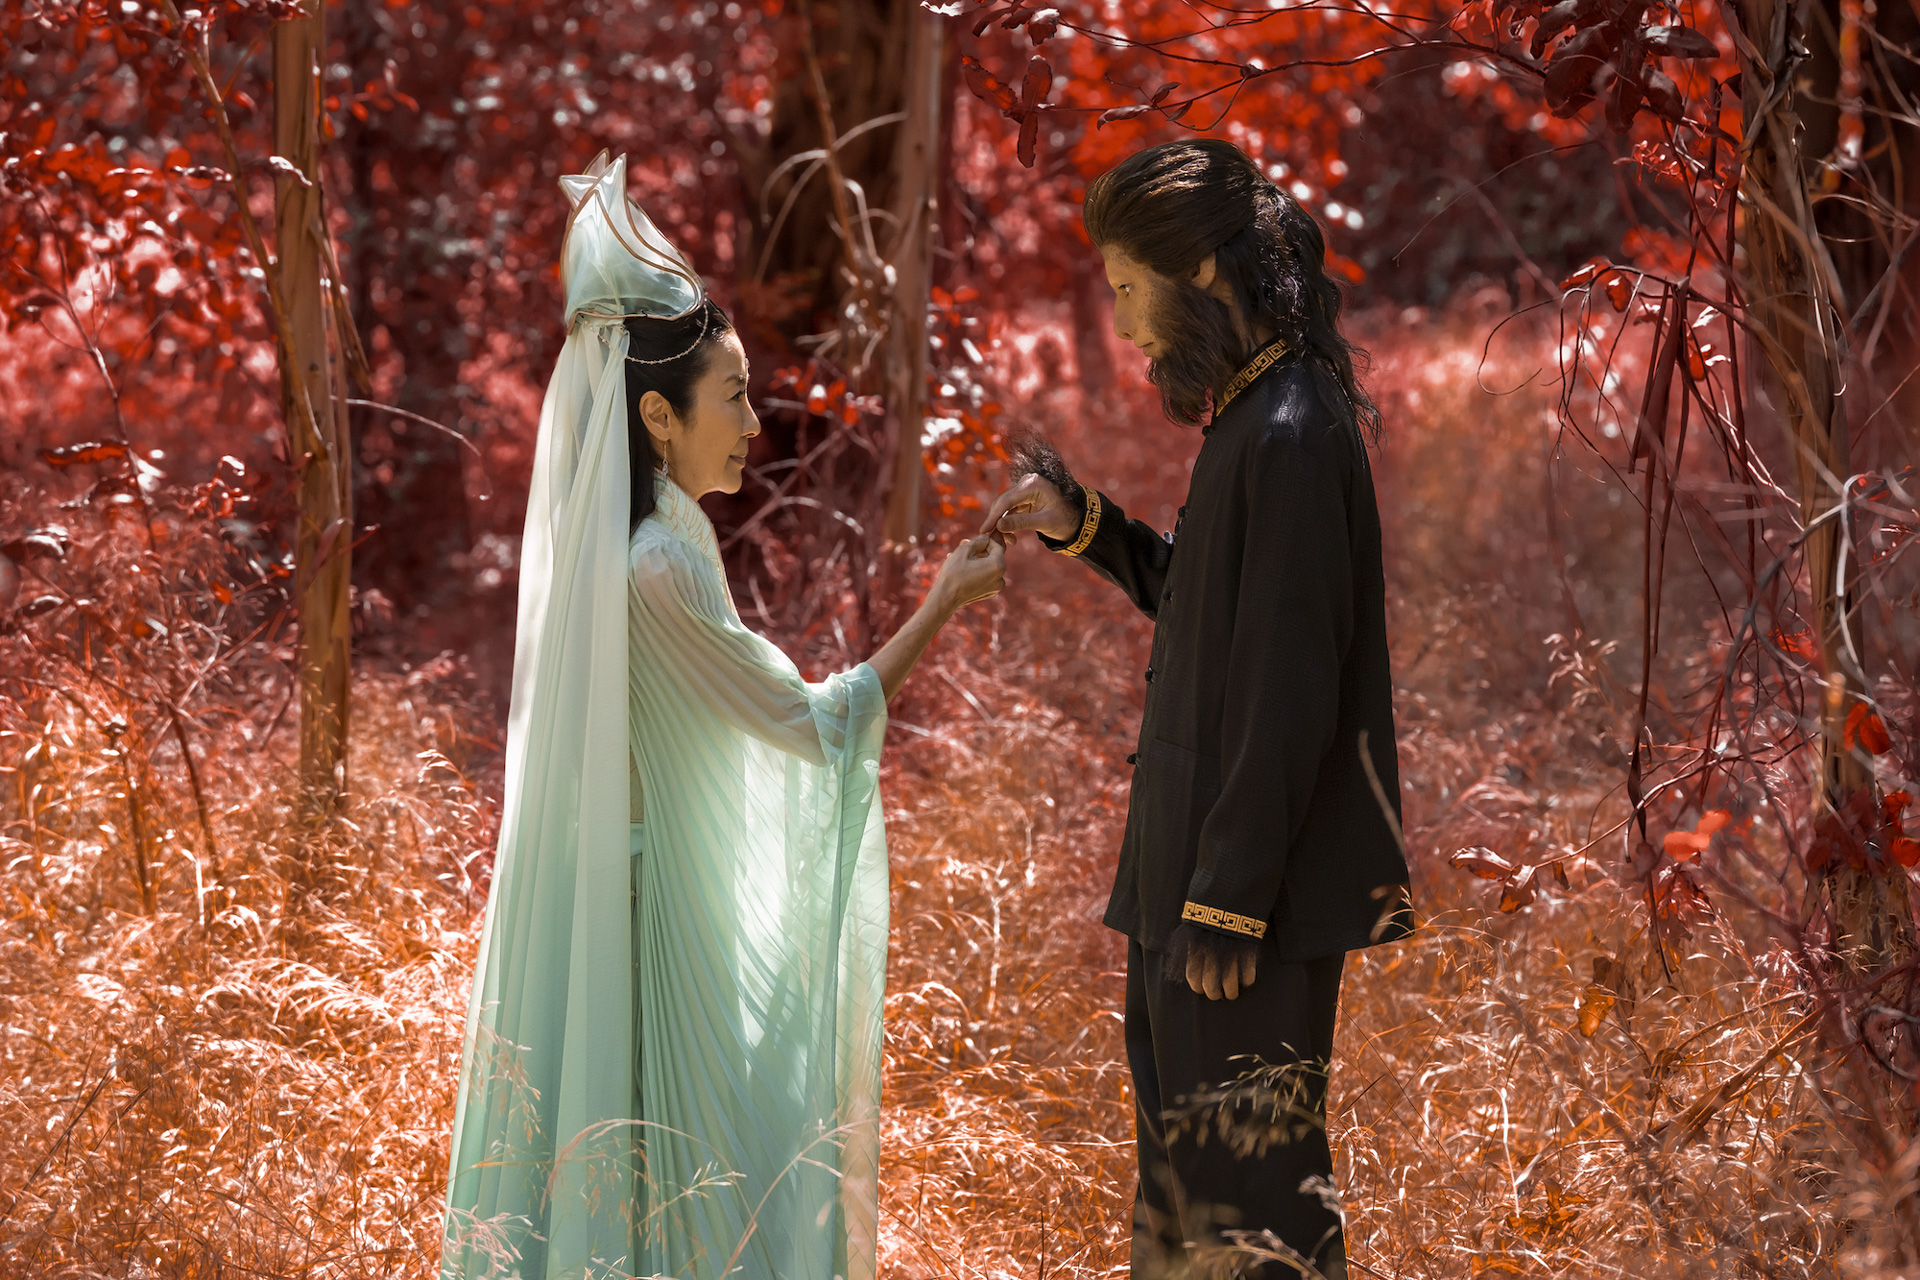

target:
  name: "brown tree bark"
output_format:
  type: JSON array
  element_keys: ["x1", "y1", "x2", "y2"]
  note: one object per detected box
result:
[
  {"x1": 1736, "y1": 0, "x2": 1913, "y2": 969},
  {"x1": 879, "y1": 8, "x2": 947, "y2": 548},
  {"x1": 727, "y1": 0, "x2": 956, "y2": 637},
  {"x1": 759, "y1": 0, "x2": 924, "y2": 346},
  {"x1": 275, "y1": 2, "x2": 354, "y2": 816}
]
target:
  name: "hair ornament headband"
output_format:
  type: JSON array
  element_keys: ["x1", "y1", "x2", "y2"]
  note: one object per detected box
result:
[{"x1": 623, "y1": 305, "x2": 713, "y2": 366}]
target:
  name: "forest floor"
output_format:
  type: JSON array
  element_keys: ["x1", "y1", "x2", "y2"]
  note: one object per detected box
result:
[{"x1": 0, "y1": 304, "x2": 1888, "y2": 1277}]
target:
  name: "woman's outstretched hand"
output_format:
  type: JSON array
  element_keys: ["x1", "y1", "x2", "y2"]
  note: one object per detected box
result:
[
  {"x1": 979, "y1": 473, "x2": 1081, "y2": 544},
  {"x1": 870, "y1": 536, "x2": 1007, "y2": 702},
  {"x1": 929, "y1": 535, "x2": 1008, "y2": 615}
]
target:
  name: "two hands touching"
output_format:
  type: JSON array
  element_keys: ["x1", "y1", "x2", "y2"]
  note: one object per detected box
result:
[{"x1": 924, "y1": 466, "x2": 1082, "y2": 614}]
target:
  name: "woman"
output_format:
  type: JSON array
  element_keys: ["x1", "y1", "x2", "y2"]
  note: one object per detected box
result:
[{"x1": 441, "y1": 152, "x2": 1004, "y2": 1280}]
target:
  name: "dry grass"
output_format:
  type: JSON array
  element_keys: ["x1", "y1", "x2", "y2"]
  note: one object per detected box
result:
[{"x1": 2, "y1": 304, "x2": 1915, "y2": 1278}]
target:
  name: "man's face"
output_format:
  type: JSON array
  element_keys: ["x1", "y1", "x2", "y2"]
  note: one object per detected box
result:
[
  {"x1": 1100, "y1": 245, "x2": 1170, "y2": 360},
  {"x1": 1096, "y1": 242, "x2": 1243, "y2": 425}
]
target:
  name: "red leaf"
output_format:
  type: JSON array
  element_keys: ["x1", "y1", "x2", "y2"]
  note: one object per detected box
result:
[
  {"x1": 1643, "y1": 69, "x2": 1685, "y2": 120},
  {"x1": 1606, "y1": 69, "x2": 1644, "y2": 133},
  {"x1": 1560, "y1": 258, "x2": 1609, "y2": 290},
  {"x1": 1770, "y1": 625, "x2": 1818, "y2": 660},
  {"x1": 806, "y1": 384, "x2": 829, "y2": 414},
  {"x1": 1019, "y1": 55, "x2": 1054, "y2": 116},
  {"x1": 17, "y1": 595, "x2": 64, "y2": 619},
  {"x1": 41, "y1": 441, "x2": 128, "y2": 468},
  {"x1": 1324, "y1": 250, "x2": 1365, "y2": 284},
  {"x1": 1100, "y1": 104, "x2": 1153, "y2": 126},
  {"x1": 1151, "y1": 82, "x2": 1179, "y2": 104},
  {"x1": 1844, "y1": 703, "x2": 1891, "y2": 755},
  {"x1": 1530, "y1": 0, "x2": 1580, "y2": 56},
  {"x1": 1645, "y1": 25, "x2": 1719, "y2": 58},
  {"x1": 1017, "y1": 110, "x2": 1041, "y2": 168},
  {"x1": 1, "y1": 530, "x2": 70, "y2": 562},
  {"x1": 1026, "y1": 7, "x2": 1060, "y2": 41},
  {"x1": 1892, "y1": 837, "x2": 1920, "y2": 868},
  {"x1": 1449, "y1": 846, "x2": 1515, "y2": 880},
  {"x1": 1499, "y1": 863, "x2": 1539, "y2": 913},
  {"x1": 1884, "y1": 790, "x2": 1912, "y2": 829},
  {"x1": 1543, "y1": 28, "x2": 1611, "y2": 114},
  {"x1": 1685, "y1": 335, "x2": 1706, "y2": 379},
  {"x1": 1603, "y1": 271, "x2": 1632, "y2": 311},
  {"x1": 1663, "y1": 810, "x2": 1729, "y2": 863},
  {"x1": 971, "y1": 2, "x2": 1011, "y2": 36},
  {"x1": 960, "y1": 56, "x2": 1017, "y2": 115}
]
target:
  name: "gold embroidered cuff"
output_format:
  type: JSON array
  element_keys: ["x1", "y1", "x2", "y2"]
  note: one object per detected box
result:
[
  {"x1": 1057, "y1": 488, "x2": 1102, "y2": 557},
  {"x1": 1181, "y1": 900, "x2": 1268, "y2": 940}
]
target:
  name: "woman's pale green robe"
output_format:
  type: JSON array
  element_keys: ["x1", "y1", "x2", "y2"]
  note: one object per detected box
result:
[{"x1": 444, "y1": 468, "x2": 888, "y2": 1280}]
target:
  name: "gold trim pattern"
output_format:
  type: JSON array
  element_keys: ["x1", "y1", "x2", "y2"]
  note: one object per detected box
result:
[
  {"x1": 1181, "y1": 900, "x2": 1268, "y2": 940},
  {"x1": 1057, "y1": 488, "x2": 1102, "y2": 557},
  {"x1": 1215, "y1": 337, "x2": 1291, "y2": 416}
]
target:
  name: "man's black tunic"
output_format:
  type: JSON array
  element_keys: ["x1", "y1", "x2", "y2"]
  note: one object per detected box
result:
[{"x1": 1050, "y1": 355, "x2": 1413, "y2": 958}]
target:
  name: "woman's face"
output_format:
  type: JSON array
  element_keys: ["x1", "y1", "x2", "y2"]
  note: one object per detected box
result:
[{"x1": 645, "y1": 331, "x2": 760, "y2": 498}]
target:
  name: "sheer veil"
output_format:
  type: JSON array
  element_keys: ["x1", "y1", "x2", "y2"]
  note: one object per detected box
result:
[{"x1": 442, "y1": 152, "x2": 703, "y2": 1278}]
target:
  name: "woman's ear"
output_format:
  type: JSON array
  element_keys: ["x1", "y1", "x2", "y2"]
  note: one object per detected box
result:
[
  {"x1": 638, "y1": 389, "x2": 677, "y2": 454},
  {"x1": 1190, "y1": 252, "x2": 1218, "y2": 291}
]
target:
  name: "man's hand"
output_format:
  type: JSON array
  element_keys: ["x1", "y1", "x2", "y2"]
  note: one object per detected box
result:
[
  {"x1": 979, "y1": 473, "x2": 1082, "y2": 544},
  {"x1": 1175, "y1": 923, "x2": 1260, "y2": 1000}
]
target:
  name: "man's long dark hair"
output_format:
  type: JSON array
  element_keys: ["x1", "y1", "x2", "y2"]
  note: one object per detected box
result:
[
  {"x1": 623, "y1": 299, "x2": 735, "y2": 530},
  {"x1": 1083, "y1": 139, "x2": 1378, "y2": 437}
]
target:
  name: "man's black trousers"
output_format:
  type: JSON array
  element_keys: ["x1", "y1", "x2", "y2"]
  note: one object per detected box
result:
[{"x1": 1127, "y1": 941, "x2": 1347, "y2": 1279}]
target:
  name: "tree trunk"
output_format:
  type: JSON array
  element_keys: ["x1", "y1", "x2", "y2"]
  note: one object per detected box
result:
[
  {"x1": 275, "y1": 3, "x2": 353, "y2": 816},
  {"x1": 760, "y1": 0, "x2": 920, "y2": 347},
  {"x1": 1736, "y1": 0, "x2": 1913, "y2": 969},
  {"x1": 743, "y1": 0, "x2": 955, "y2": 633},
  {"x1": 879, "y1": 8, "x2": 947, "y2": 548}
]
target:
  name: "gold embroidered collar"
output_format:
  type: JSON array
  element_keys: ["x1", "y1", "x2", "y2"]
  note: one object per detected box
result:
[{"x1": 1214, "y1": 336, "x2": 1291, "y2": 418}]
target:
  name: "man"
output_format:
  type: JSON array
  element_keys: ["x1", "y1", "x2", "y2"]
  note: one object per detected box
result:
[{"x1": 981, "y1": 140, "x2": 1414, "y2": 1279}]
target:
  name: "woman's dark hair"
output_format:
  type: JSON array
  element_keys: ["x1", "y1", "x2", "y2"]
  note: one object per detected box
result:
[
  {"x1": 623, "y1": 299, "x2": 735, "y2": 530},
  {"x1": 1083, "y1": 139, "x2": 1378, "y2": 437}
]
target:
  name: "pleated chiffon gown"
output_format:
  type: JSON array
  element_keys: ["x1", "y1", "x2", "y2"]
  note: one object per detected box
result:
[
  {"x1": 626, "y1": 474, "x2": 890, "y2": 1279},
  {"x1": 442, "y1": 465, "x2": 890, "y2": 1280}
]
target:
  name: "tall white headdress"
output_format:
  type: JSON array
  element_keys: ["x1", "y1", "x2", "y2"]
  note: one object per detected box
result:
[
  {"x1": 559, "y1": 150, "x2": 706, "y2": 326},
  {"x1": 441, "y1": 153, "x2": 704, "y2": 1277}
]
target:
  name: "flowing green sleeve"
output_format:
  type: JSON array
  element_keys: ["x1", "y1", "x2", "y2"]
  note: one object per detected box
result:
[{"x1": 627, "y1": 538, "x2": 885, "y2": 766}]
